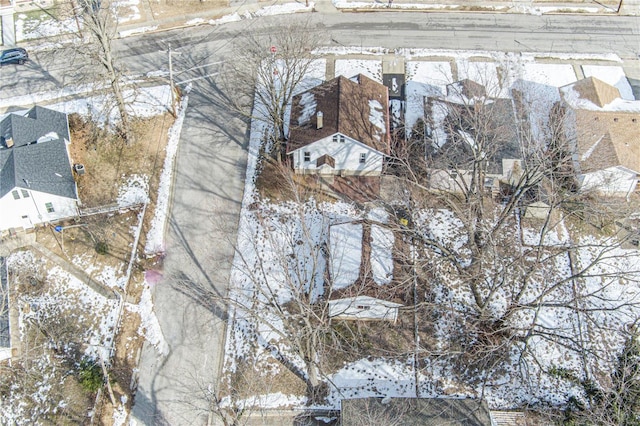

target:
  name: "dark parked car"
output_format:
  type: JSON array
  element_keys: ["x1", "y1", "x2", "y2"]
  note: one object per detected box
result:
[{"x1": 0, "y1": 48, "x2": 28, "y2": 65}]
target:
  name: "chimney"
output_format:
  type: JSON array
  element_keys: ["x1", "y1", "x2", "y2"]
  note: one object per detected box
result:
[
  {"x1": 316, "y1": 111, "x2": 323, "y2": 129},
  {"x1": 5, "y1": 137, "x2": 13, "y2": 148}
]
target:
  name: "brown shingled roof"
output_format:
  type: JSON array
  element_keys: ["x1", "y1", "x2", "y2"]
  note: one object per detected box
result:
[
  {"x1": 316, "y1": 154, "x2": 335, "y2": 168},
  {"x1": 570, "y1": 76, "x2": 621, "y2": 108},
  {"x1": 574, "y1": 110, "x2": 640, "y2": 173},
  {"x1": 287, "y1": 74, "x2": 390, "y2": 154}
]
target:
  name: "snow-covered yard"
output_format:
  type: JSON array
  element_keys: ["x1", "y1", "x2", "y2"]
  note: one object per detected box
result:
[
  {"x1": 223, "y1": 47, "x2": 640, "y2": 418},
  {"x1": 0, "y1": 79, "x2": 184, "y2": 423}
]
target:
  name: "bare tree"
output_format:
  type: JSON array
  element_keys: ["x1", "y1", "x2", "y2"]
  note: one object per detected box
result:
[
  {"x1": 74, "y1": 0, "x2": 134, "y2": 143},
  {"x1": 385, "y1": 71, "x2": 640, "y2": 405},
  {"x1": 221, "y1": 18, "x2": 325, "y2": 161}
]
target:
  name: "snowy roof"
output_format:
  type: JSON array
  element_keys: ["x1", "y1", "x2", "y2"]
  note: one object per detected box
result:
[
  {"x1": 287, "y1": 74, "x2": 390, "y2": 154},
  {"x1": 340, "y1": 397, "x2": 492, "y2": 426},
  {"x1": 426, "y1": 95, "x2": 521, "y2": 175},
  {"x1": 562, "y1": 76, "x2": 621, "y2": 108},
  {"x1": 446, "y1": 79, "x2": 487, "y2": 100}
]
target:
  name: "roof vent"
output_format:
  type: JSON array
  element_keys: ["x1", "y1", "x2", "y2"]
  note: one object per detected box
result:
[
  {"x1": 316, "y1": 111, "x2": 323, "y2": 129},
  {"x1": 5, "y1": 137, "x2": 13, "y2": 148}
]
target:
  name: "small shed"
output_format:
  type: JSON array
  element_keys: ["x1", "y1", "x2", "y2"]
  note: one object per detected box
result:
[
  {"x1": 328, "y1": 295, "x2": 403, "y2": 322},
  {"x1": 523, "y1": 201, "x2": 551, "y2": 220},
  {"x1": 340, "y1": 397, "x2": 493, "y2": 426}
]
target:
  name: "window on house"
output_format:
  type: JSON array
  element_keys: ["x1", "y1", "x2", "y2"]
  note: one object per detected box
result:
[
  {"x1": 45, "y1": 202, "x2": 54, "y2": 213},
  {"x1": 339, "y1": 135, "x2": 345, "y2": 143},
  {"x1": 304, "y1": 152, "x2": 311, "y2": 162},
  {"x1": 12, "y1": 190, "x2": 20, "y2": 200},
  {"x1": 360, "y1": 153, "x2": 367, "y2": 164},
  {"x1": 21, "y1": 189, "x2": 29, "y2": 198},
  {"x1": 332, "y1": 135, "x2": 338, "y2": 143},
  {"x1": 356, "y1": 305, "x2": 371, "y2": 310}
]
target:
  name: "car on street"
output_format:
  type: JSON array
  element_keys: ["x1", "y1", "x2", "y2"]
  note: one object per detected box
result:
[{"x1": 0, "y1": 48, "x2": 28, "y2": 66}]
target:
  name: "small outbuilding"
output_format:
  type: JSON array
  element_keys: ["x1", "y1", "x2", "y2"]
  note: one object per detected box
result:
[
  {"x1": 328, "y1": 295, "x2": 403, "y2": 322},
  {"x1": 523, "y1": 201, "x2": 551, "y2": 220}
]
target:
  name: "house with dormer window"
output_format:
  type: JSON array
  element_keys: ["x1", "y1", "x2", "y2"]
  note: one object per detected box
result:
[
  {"x1": 287, "y1": 74, "x2": 390, "y2": 176},
  {"x1": 0, "y1": 106, "x2": 79, "y2": 233}
]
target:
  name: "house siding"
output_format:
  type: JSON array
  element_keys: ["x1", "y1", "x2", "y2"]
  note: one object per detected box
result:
[
  {"x1": 292, "y1": 134, "x2": 384, "y2": 176},
  {"x1": 0, "y1": 188, "x2": 78, "y2": 232}
]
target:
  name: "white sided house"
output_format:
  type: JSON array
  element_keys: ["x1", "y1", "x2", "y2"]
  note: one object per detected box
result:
[
  {"x1": 560, "y1": 77, "x2": 640, "y2": 197},
  {"x1": 0, "y1": 106, "x2": 78, "y2": 232},
  {"x1": 287, "y1": 74, "x2": 390, "y2": 176}
]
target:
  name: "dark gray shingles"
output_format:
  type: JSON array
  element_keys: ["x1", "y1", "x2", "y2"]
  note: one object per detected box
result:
[
  {"x1": 13, "y1": 139, "x2": 77, "y2": 199},
  {"x1": 1, "y1": 106, "x2": 70, "y2": 148},
  {"x1": 0, "y1": 150, "x2": 15, "y2": 199}
]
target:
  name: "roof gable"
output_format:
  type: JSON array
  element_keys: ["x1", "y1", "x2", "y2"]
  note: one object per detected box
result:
[
  {"x1": 288, "y1": 74, "x2": 390, "y2": 154},
  {"x1": 564, "y1": 77, "x2": 621, "y2": 108}
]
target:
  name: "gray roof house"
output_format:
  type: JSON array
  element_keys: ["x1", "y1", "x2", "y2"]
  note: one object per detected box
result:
[{"x1": 0, "y1": 106, "x2": 78, "y2": 232}]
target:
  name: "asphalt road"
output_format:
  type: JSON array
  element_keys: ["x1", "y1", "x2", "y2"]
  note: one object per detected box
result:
[
  {"x1": 129, "y1": 42, "x2": 247, "y2": 425},
  {"x1": 1, "y1": 10, "x2": 639, "y2": 425},
  {"x1": 1, "y1": 11, "x2": 640, "y2": 103}
]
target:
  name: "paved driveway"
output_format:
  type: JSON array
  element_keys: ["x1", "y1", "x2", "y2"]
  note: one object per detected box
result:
[{"x1": 131, "y1": 62, "x2": 248, "y2": 425}]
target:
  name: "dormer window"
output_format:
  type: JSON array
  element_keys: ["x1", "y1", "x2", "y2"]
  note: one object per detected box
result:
[{"x1": 333, "y1": 134, "x2": 345, "y2": 143}]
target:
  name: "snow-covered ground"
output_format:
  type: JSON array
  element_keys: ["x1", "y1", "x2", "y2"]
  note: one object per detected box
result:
[
  {"x1": 223, "y1": 48, "x2": 640, "y2": 415},
  {"x1": 0, "y1": 76, "x2": 181, "y2": 423}
]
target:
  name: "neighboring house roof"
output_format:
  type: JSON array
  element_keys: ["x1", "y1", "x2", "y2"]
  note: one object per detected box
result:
[
  {"x1": 287, "y1": 74, "x2": 390, "y2": 154},
  {"x1": 340, "y1": 397, "x2": 493, "y2": 426},
  {"x1": 0, "y1": 107, "x2": 76, "y2": 200},
  {"x1": 571, "y1": 110, "x2": 640, "y2": 173},
  {"x1": 0, "y1": 106, "x2": 70, "y2": 148},
  {"x1": 563, "y1": 76, "x2": 621, "y2": 108},
  {"x1": 446, "y1": 78, "x2": 487, "y2": 100},
  {"x1": 426, "y1": 89, "x2": 521, "y2": 175},
  {"x1": 560, "y1": 78, "x2": 640, "y2": 175}
]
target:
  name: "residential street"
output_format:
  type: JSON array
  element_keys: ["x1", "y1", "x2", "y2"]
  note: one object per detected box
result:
[
  {"x1": 130, "y1": 51, "x2": 247, "y2": 424},
  {"x1": 0, "y1": 5, "x2": 639, "y2": 424}
]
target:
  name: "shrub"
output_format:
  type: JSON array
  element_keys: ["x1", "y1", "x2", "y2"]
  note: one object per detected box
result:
[
  {"x1": 78, "y1": 358, "x2": 104, "y2": 393},
  {"x1": 95, "y1": 241, "x2": 109, "y2": 255}
]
